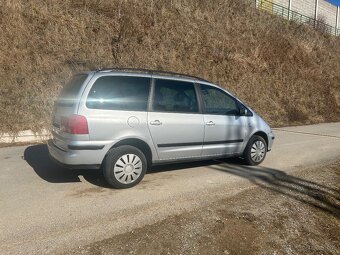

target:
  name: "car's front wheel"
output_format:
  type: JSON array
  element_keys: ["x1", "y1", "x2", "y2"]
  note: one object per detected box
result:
[
  {"x1": 243, "y1": 135, "x2": 267, "y2": 166},
  {"x1": 103, "y1": 145, "x2": 147, "y2": 189}
]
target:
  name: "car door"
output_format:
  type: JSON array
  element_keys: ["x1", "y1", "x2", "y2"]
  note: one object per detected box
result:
[
  {"x1": 199, "y1": 84, "x2": 246, "y2": 157},
  {"x1": 148, "y1": 78, "x2": 205, "y2": 160}
]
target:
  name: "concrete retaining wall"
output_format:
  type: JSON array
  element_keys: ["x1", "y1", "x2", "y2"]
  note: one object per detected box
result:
[
  {"x1": 0, "y1": 130, "x2": 50, "y2": 143},
  {"x1": 271, "y1": 0, "x2": 339, "y2": 30},
  {"x1": 291, "y1": 0, "x2": 316, "y2": 18},
  {"x1": 318, "y1": 0, "x2": 338, "y2": 27}
]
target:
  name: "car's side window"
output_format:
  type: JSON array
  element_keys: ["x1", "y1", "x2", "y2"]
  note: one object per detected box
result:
[
  {"x1": 152, "y1": 79, "x2": 199, "y2": 113},
  {"x1": 86, "y1": 76, "x2": 150, "y2": 111},
  {"x1": 200, "y1": 84, "x2": 239, "y2": 115}
]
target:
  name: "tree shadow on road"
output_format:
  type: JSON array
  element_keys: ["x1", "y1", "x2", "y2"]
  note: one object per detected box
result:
[
  {"x1": 209, "y1": 161, "x2": 340, "y2": 217},
  {"x1": 24, "y1": 144, "x2": 111, "y2": 188}
]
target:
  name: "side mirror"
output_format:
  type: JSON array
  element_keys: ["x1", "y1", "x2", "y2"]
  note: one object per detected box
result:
[{"x1": 239, "y1": 107, "x2": 247, "y2": 116}]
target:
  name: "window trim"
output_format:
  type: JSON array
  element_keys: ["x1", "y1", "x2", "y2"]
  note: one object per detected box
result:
[
  {"x1": 84, "y1": 75, "x2": 152, "y2": 112},
  {"x1": 149, "y1": 78, "x2": 201, "y2": 114}
]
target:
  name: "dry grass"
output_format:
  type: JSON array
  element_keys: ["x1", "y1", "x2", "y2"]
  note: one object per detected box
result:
[{"x1": 0, "y1": 0, "x2": 339, "y2": 133}]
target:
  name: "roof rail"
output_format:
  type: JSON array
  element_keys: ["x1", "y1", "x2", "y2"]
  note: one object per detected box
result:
[{"x1": 95, "y1": 68, "x2": 209, "y2": 82}]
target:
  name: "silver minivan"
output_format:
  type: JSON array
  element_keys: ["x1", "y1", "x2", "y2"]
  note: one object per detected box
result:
[{"x1": 48, "y1": 69, "x2": 274, "y2": 188}]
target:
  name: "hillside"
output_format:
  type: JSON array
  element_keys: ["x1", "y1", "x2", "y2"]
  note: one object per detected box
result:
[{"x1": 0, "y1": 0, "x2": 339, "y2": 133}]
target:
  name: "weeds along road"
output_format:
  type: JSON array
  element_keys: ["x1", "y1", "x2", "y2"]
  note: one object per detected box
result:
[{"x1": 1, "y1": 122, "x2": 340, "y2": 255}]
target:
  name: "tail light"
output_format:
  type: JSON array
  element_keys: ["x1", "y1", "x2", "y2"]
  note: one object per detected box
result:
[{"x1": 61, "y1": 115, "x2": 88, "y2": 134}]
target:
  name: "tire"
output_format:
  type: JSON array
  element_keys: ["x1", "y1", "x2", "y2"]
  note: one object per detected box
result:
[
  {"x1": 243, "y1": 135, "x2": 267, "y2": 166},
  {"x1": 103, "y1": 145, "x2": 147, "y2": 189}
]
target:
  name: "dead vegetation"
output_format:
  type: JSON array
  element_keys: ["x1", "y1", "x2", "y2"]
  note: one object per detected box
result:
[{"x1": 0, "y1": 0, "x2": 339, "y2": 133}]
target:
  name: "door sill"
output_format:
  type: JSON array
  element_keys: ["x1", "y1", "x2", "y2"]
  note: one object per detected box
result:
[{"x1": 152, "y1": 153, "x2": 241, "y2": 166}]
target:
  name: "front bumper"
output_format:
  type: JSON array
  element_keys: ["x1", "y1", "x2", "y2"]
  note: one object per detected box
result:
[{"x1": 267, "y1": 132, "x2": 275, "y2": 151}]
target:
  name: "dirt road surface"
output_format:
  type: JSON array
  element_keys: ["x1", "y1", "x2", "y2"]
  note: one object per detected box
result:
[{"x1": 1, "y1": 122, "x2": 340, "y2": 254}]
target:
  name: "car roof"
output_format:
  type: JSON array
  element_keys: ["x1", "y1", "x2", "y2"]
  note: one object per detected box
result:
[
  {"x1": 83, "y1": 68, "x2": 241, "y2": 105},
  {"x1": 95, "y1": 68, "x2": 211, "y2": 84}
]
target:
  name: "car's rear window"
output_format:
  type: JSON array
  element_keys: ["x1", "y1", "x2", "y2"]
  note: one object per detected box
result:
[
  {"x1": 59, "y1": 74, "x2": 88, "y2": 101},
  {"x1": 86, "y1": 76, "x2": 151, "y2": 111}
]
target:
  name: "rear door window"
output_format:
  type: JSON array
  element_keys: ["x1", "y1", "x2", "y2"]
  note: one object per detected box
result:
[
  {"x1": 86, "y1": 76, "x2": 150, "y2": 111},
  {"x1": 152, "y1": 79, "x2": 198, "y2": 113}
]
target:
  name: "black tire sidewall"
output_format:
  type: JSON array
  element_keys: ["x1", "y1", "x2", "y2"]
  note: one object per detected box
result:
[
  {"x1": 103, "y1": 145, "x2": 147, "y2": 189},
  {"x1": 243, "y1": 135, "x2": 267, "y2": 166}
]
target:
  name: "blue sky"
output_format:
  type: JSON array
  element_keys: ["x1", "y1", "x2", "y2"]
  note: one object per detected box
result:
[{"x1": 326, "y1": 0, "x2": 340, "y2": 6}]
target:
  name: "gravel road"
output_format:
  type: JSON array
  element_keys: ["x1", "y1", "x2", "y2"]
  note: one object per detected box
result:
[
  {"x1": 1, "y1": 122, "x2": 340, "y2": 254},
  {"x1": 70, "y1": 161, "x2": 340, "y2": 255}
]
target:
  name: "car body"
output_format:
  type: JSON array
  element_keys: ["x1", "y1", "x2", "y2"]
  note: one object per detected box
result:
[{"x1": 48, "y1": 69, "x2": 274, "y2": 188}]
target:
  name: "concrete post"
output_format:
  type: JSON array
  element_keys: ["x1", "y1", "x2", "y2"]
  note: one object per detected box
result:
[
  {"x1": 336, "y1": 6, "x2": 339, "y2": 35},
  {"x1": 288, "y1": 0, "x2": 292, "y2": 20},
  {"x1": 314, "y1": 0, "x2": 319, "y2": 28},
  {"x1": 314, "y1": 0, "x2": 319, "y2": 20}
]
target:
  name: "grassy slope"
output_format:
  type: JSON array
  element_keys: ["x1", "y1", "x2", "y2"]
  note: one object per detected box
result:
[{"x1": 0, "y1": 0, "x2": 339, "y2": 133}]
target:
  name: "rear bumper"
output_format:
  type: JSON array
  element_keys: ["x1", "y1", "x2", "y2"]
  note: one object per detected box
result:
[{"x1": 47, "y1": 139, "x2": 109, "y2": 169}]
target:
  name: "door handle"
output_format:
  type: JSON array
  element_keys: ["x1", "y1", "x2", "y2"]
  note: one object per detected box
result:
[
  {"x1": 150, "y1": 120, "x2": 162, "y2": 126},
  {"x1": 206, "y1": 121, "x2": 215, "y2": 126}
]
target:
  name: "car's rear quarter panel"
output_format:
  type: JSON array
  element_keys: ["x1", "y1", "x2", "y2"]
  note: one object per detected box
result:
[{"x1": 76, "y1": 73, "x2": 159, "y2": 163}]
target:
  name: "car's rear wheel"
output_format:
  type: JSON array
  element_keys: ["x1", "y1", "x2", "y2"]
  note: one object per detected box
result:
[
  {"x1": 103, "y1": 145, "x2": 147, "y2": 189},
  {"x1": 243, "y1": 135, "x2": 267, "y2": 166}
]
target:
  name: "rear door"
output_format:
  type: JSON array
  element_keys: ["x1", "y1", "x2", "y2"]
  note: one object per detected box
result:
[
  {"x1": 199, "y1": 84, "x2": 246, "y2": 156},
  {"x1": 148, "y1": 79, "x2": 204, "y2": 160}
]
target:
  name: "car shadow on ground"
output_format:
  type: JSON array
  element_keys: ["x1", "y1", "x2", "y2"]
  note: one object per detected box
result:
[
  {"x1": 24, "y1": 144, "x2": 339, "y2": 216},
  {"x1": 24, "y1": 144, "x2": 223, "y2": 188},
  {"x1": 24, "y1": 144, "x2": 111, "y2": 188}
]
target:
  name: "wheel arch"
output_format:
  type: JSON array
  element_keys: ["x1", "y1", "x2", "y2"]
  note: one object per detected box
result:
[
  {"x1": 252, "y1": 131, "x2": 269, "y2": 150},
  {"x1": 107, "y1": 138, "x2": 153, "y2": 166}
]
